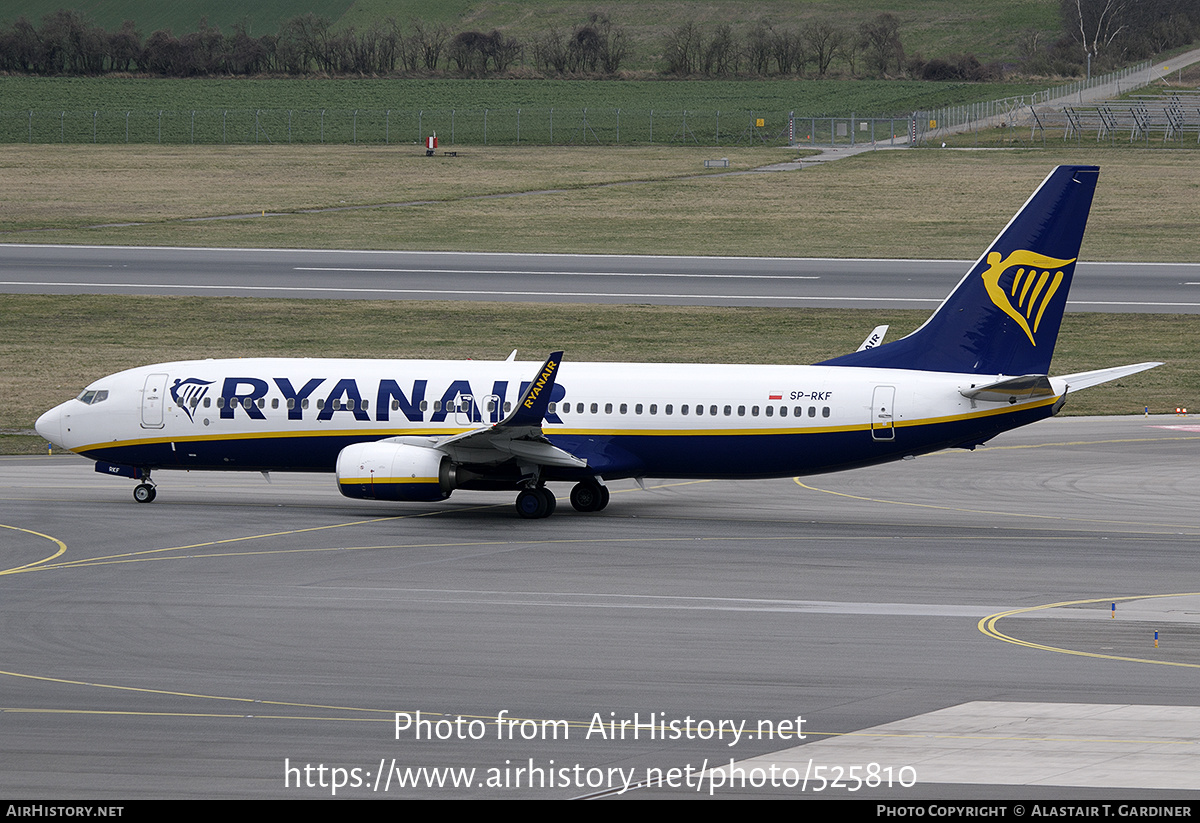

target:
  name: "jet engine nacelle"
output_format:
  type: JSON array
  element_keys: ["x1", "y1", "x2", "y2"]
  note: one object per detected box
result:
[{"x1": 335, "y1": 441, "x2": 456, "y2": 501}]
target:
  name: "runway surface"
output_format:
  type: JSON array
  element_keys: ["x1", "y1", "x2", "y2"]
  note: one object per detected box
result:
[
  {"x1": 2, "y1": 244, "x2": 1199, "y2": 311},
  {"x1": 2, "y1": 415, "x2": 1199, "y2": 798}
]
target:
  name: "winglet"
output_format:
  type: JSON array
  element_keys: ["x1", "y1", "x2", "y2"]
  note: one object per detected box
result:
[{"x1": 501, "y1": 351, "x2": 564, "y2": 428}]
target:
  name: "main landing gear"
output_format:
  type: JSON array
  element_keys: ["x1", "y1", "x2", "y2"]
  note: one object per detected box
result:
[
  {"x1": 514, "y1": 479, "x2": 609, "y2": 518},
  {"x1": 569, "y1": 479, "x2": 609, "y2": 513},
  {"x1": 516, "y1": 487, "x2": 556, "y2": 519}
]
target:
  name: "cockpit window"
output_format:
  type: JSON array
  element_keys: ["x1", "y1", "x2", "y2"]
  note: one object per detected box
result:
[{"x1": 76, "y1": 389, "x2": 109, "y2": 405}]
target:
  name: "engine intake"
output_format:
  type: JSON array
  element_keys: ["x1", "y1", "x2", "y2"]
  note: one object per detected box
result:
[{"x1": 335, "y1": 442, "x2": 456, "y2": 502}]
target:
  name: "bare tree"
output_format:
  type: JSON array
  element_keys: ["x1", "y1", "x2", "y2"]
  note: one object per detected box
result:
[
  {"x1": 662, "y1": 21, "x2": 702, "y2": 75},
  {"x1": 533, "y1": 27, "x2": 568, "y2": 73},
  {"x1": 596, "y1": 15, "x2": 628, "y2": 73},
  {"x1": 804, "y1": 20, "x2": 844, "y2": 77},
  {"x1": 701, "y1": 23, "x2": 739, "y2": 76},
  {"x1": 860, "y1": 13, "x2": 904, "y2": 76},
  {"x1": 772, "y1": 26, "x2": 804, "y2": 75},
  {"x1": 1062, "y1": 0, "x2": 1129, "y2": 61},
  {"x1": 410, "y1": 19, "x2": 447, "y2": 71}
]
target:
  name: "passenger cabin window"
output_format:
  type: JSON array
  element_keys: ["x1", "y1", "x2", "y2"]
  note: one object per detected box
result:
[
  {"x1": 823, "y1": 407, "x2": 831, "y2": 418},
  {"x1": 665, "y1": 404, "x2": 673, "y2": 415}
]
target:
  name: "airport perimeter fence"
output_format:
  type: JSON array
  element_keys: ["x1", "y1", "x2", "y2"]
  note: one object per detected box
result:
[
  {"x1": 913, "y1": 61, "x2": 1154, "y2": 143},
  {"x1": 0, "y1": 106, "x2": 915, "y2": 148}
]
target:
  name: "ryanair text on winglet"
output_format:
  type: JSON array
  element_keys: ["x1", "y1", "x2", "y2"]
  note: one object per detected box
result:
[{"x1": 523, "y1": 360, "x2": 558, "y2": 410}]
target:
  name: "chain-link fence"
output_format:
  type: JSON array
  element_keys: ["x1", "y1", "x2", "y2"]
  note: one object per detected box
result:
[
  {"x1": 0, "y1": 106, "x2": 921, "y2": 148},
  {"x1": 0, "y1": 107, "x2": 804, "y2": 146},
  {"x1": 912, "y1": 61, "x2": 1155, "y2": 144}
]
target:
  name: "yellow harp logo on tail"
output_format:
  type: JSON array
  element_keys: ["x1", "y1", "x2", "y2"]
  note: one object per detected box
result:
[{"x1": 980, "y1": 250, "x2": 1076, "y2": 346}]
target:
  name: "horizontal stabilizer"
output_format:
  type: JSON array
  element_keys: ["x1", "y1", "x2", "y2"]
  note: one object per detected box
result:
[
  {"x1": 960, "y1": 375, "x2": 1054, "y2": 403},
  {"x1": 1056, "y1": 362, "x2": 1163, "y2": 393}
]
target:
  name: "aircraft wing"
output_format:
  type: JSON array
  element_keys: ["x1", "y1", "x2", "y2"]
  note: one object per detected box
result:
[{"x1": 405, "y1": 351, "x2": 587, "y2": 469}]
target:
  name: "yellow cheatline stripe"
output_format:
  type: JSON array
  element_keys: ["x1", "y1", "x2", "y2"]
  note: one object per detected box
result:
[
  {"x1": 75, "y1": 401, "x2": 1060, "y2": 453},
  {"x1": 0, "y1": 523, "x2": 67, "y2": 575},
  {"x1": 74, "y1": 426, "x2": 462, "y2": 451},
  {"x1": 337, "y1": 476, "x2": 439, "y2": 485},
  {"x1": 978, "y1": 593, "x2": 1200, "y2": 669}
]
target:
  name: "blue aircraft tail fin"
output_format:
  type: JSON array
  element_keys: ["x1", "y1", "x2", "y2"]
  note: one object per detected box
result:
[{"x1": 820, "y1": 165, "x2": 1099, "y2": 375}]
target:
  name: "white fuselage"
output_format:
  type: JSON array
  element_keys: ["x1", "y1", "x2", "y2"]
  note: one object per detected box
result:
[{"x1": 36, "y1": 357, "x2": 1064, "y2": 482}]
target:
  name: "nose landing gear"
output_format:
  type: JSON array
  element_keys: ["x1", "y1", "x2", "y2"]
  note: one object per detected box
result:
[{"x1": 133, "y1": 477, "x2": 157, "y2": 503}]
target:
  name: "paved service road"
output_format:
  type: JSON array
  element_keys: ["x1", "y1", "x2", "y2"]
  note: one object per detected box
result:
[
  {"x1": 2, "y1": 416, "x2": 1199, "y2": 798},
  {"x1": 1, "y1": 244, "x2": 1198, "y2": 311}
]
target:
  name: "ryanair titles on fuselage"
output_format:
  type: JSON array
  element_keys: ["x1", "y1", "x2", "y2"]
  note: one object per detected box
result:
[{"x1": 171, "y1": 374, "x2": 568, "y2": 426}]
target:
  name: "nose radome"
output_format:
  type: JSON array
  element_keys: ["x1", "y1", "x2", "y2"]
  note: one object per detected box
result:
[{"x1": 35, "y1": 405, "x2": 64, "y2": 448}]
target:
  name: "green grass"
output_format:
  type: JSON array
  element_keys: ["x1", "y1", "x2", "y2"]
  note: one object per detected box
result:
[
  {"x1": 0, "y1": 77, "x2": 1046, "y2": 128},
  {"x1": 2, "y1": 296, "x2": 1184, "y2": 451},
  {"x1": 5, "y1": 145, "x2": 1198, "y2": 263}
]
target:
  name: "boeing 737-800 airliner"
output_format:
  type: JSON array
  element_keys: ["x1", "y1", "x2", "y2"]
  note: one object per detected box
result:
[{"x1": 35, "y1": 165, "x2": 1159, "y2": 518}]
